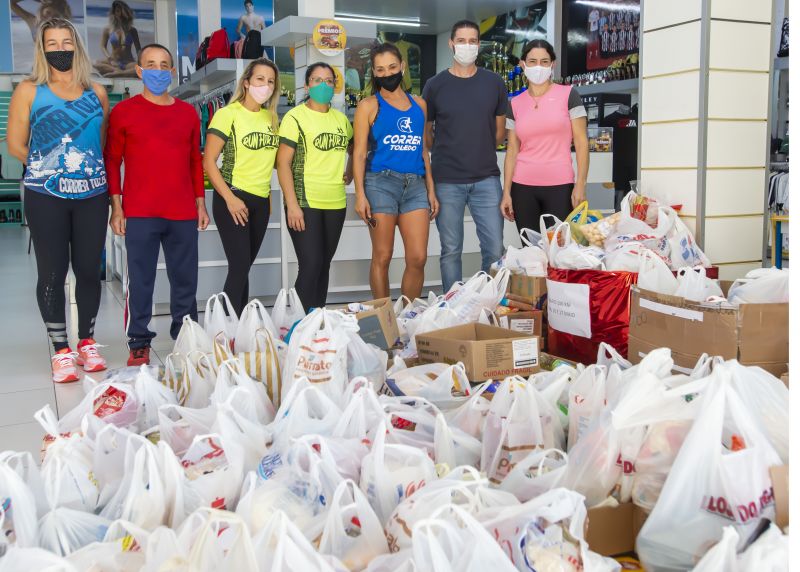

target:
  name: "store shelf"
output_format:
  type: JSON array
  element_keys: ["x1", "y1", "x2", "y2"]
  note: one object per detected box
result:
[
  {"x1": 171, "y1": 58, "x2": 254, "y2": 99},
  {"x1": 573, "y1": 79, "x2": 639, "y2": 96},
  {"x1": 261, "y1": 16, "x2": 375, "y2": 47}
]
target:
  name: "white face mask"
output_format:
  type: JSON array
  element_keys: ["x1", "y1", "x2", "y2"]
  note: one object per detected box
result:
[
  {"x1": 524, "y1": 65, "x2": 553, "y2": 85},
  {"x1": 453, "y1": 44, "x2": 479, "y2": 66}
]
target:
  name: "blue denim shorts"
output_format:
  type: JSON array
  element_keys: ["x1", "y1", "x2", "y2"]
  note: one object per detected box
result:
[{"x1": 365, "y1": 169, "x2": 429, "y2": 215}]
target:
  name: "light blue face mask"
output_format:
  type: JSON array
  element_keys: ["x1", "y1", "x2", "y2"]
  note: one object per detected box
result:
[
  {"x1": 140, "y1": 68, "x2": 172, "y2": 95},
  {"x1": 308, "y1": 82, "x2": 334, "y2": 105}
]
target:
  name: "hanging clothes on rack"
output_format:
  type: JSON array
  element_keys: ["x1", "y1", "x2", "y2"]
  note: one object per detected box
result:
[{"x1": 183, "y1": 81, "x2": 236, "y2": 149}]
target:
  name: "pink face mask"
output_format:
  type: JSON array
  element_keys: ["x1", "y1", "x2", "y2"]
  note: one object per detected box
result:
[{"x1": 248, "y1": 83, "x2": 273, "y2": 104}]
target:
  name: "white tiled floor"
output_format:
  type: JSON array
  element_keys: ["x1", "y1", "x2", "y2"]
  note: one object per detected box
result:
[{"x1": 0, "y1": 226, "x2": 174, "y2": 460}]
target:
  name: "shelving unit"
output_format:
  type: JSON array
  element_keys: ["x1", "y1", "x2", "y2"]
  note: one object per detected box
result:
[
  {"x1": 170, "y1": 58, "x2": 253, "y2": 100},
  {"x1": 573, "y1": 78, "x2": 639, "y2": 96}
]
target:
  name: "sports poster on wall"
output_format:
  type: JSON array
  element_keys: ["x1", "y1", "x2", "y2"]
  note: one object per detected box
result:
[
  {"x1": 585, "y1": 0, "x2": 639, "y2": 70},
  {"x1": 220, "y1": 0, "x2": 273, "y2": 57},
  {"x1": 176, "y1": 0, "x2": 198, "y2": 83},
  {"x1": 7, "y1": 0, "x2": 154, "y2": 77}
]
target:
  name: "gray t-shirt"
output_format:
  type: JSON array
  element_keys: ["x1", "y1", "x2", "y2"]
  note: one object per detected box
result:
[{"x1": 423, "y1": 68, "x2": 508, "y2": 184}]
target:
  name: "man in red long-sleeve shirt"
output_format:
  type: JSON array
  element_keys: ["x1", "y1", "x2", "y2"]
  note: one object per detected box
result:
[{"x1": 104, "y1": 43, "x2": 209, "y2": 366}]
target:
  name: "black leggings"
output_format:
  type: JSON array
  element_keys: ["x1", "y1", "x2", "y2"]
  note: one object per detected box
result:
[
  {"x1": 213, "y1": 188, "x2": 271, "y2": 315},
  {"x1": 288, "y1": 207, "x2": 346, "y2": 312},
  {"x1": 25, "y1": 189, "x2": 109, "y2": 351},
  {"x1": 510, "y1": 182, "x2": 574, "y2": 234}
]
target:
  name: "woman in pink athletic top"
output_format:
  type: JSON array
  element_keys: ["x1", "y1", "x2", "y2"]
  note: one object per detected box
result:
[{"x1": 500, "y1": 40, "x2": 589, "y2": 234}]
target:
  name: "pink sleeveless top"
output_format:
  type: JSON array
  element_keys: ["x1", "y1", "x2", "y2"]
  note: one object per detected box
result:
[{"x1": 510, "y1": 83, "x2": 576, "y2": 186}]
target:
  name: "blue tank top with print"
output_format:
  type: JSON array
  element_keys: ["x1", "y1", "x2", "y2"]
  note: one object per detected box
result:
[
  {"x1": 367, "y1": 91, "x2": 426, "y2": 176},
  {"x1": 24, "y1": 85, "x2": 108, "y2": 199}
]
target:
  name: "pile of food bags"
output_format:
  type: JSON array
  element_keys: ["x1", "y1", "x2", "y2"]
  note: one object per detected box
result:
[{"x1": 0, "y1": 293, "x2": 789, "y2": 572}]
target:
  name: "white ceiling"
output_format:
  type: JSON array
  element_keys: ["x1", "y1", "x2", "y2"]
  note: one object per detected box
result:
[{"x1": 276, "y1": 0, "x2": 544, "y2": 35}]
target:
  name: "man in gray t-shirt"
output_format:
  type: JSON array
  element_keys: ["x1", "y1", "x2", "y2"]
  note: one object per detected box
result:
[{"x1": 423, "y1": 20, "x2": 507, "y2": 293}]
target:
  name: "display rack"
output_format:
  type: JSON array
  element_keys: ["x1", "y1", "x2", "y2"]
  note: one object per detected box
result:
[{"x1": 574, "y1": 78, "x2": 639, "y2": 97}]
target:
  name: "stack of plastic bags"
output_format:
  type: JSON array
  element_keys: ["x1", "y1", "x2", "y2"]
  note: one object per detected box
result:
[
  {"x1": 543, "y1": 192, "x2": 711, "y2": 273},
  {"x1": 0, "y1": 292, "x2": 790, "y2": 571}
]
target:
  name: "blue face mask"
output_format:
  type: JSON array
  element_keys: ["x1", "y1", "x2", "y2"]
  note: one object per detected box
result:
[
  {"x1": 140, "y1": 68, "x2": 172, "y2": 95},
  {"x1": 308, "y1": 82, "x2": 334, "y2": 105}
]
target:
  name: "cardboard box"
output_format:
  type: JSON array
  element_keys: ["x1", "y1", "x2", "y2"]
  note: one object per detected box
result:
[
  {"x1": 351, "y1": 298, "x2": 401, "y2": 351},
  {"x1": 495, "y1": 310, "x2": 544, "y2": 348},
  {"x1": 628, "y1": 286, "x2": 788, "y2": 375},
  {"x1": 491, "y1": 269, "x2": 548, "y2": 307},
  {"x1": 585, "y1": 503, "x2": 648, "y2": 557},
  {"x1": 416, "y1": 323, "x2": 540, "y2": 381},
  {"x1": 770, "y1": 465, "x2": 789, "y2": 530},
  {"x1": 780, "y1": 372, "x2": 789, "y2": 388}
]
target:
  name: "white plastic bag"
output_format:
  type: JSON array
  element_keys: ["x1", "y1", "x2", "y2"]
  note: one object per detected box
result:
[
  {"x1": 0, "y1": 547, "x2": 78, "y2": 571},
  {"x1": 99, "y1": 437, "x2": 166, "y2": 529},
  {"x1": 272, "y1": 288, "x2": 306, "y2": 340},
  {"x1": 175, "y1": 508, "x2": 258, "y2": 572},
  {"x1": 157, "y1": 403, "x2": 217, "y2": 457},
  {"x1": 210, "y1": 358, "x2": 275, "y2": 425},
  {"x1": 360, "y1": 421, "x2": 437, "y2": 524},
  {"x1": 384, "y1": 466, "x2": 518, "y2": 554},
  {"x1": 604, "y1": 241, "x2": 646, "y2": 272},
  {"x1": 605, "y1": 193, "x2": 675, "y2": 262},
  {"x1": 737, "y1": 523, "x2": 789, "y2": 571},
  {"x1": 318, "y1": 480, "x2": 389, "y2": 571},
  {"x1": 412, "y1": 505, "x2": 519, "y2": 572},
  {"x1": 493, "y1": 228, "x2": 548, "y2": 276},
  {"x1": 637, "y1": 248, "x2": 679, "y2": 295},
  {"x1": 174, "y1": 315, "x2": 213, "y2": 356},
  {"x1": 637, "y1": 374, "x2": 783, "y2": 571},
  {"x1": 282, "y1": 309, "x2": 358, "y2": 406},
  {"x1": 444, "y1": 381, "x2": 495, "y2": 440},
  {"x1": 135, "y1": 366, "x2": 179, "y2": 430},
  {"x1": 347, "y1": 332, "x2": 388, "y2": 393},
  {"x1": 37, "y1": 508, "x2": 111, "y2": 556},
  {"x1": 567, "y1": 365, "x2": 608, "y2": 450},
  {"x1": 271, "y1": 382, "x2": 342, "y2": 450},
  {"x1": 181, "y1": 434, "x2": 245, "y2": 512},
  {"x1": 385, "y1": 362, "x2": 471, "y2": 406},
  {"x1": 691, "y1": 526, "x2": 738, "y2": 572},
  {"x1": 0, "y1": 458, "x2": 39, "y2": 548},
  {"x1": 234, "y1": 299, "x2": 279, "y2": 351},
  {"x1": 403, "y1": 302, "x2": 462, "y2": 357},
  {"x1": 498, "y1": 448, "x2": 568, "y2": 502},
  {"x1": 251, "y1": 510, "x2": 344, "y2": 572},
  {"x1": 548, "y1": 222, "x2": 605, "y2": 270},
  {"x1": 444, "y1": 270, "x2": 510, "y2": 323},
  {"x1": 481, "y1": 377, "x2": 565, "y2": 485},
  {"x1": 727, "y1": 267, "x2": 790, "y2": 305},
  {"x1": 675, "y1": 266, "x2": 723, "y2": 302},
  {"x1": 214, "y1": 329, "x2": 283, "y2": 409},
  {"x1": 667, "y1": 215, "x2": 711, "y2": 270},
  {"x1": 203, "y1": 292, "x2": 239, "y2": 340}
]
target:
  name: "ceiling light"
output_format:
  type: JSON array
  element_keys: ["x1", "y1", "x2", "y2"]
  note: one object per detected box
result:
[{"x1": 334, "y1": 13, "x2": 424, "y2": 28}]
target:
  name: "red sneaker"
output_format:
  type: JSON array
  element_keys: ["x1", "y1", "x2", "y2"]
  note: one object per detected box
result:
[
  {"x1": 76, "y1": 338, "x2": 107, "y2": 373},
  {"x1": 52, "y1": 349, "x2": 79, "y2": 384},
  {"x1": 128, "y1": 347, "x2": 151, "y2": 367}
]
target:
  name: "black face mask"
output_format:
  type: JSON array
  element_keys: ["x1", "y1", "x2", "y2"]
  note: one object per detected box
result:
[
  {"x1": 45, "y1": 50, "x2": 75, "y2": 72},
  {"x1": 375, "y1": 71, "x2": 403, "y2": 92}
]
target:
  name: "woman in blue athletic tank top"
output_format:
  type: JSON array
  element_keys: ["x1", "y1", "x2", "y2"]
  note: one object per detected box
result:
[
  {"x1": 7, "y1": 18, "x2": 111, "y2": 383},
  {"x1": 353, "y1": 43, "x2": 438, "y2": 300}
]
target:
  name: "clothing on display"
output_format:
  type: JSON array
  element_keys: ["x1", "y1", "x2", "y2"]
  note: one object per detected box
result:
[
  {"x1": 207, "y1": 101, "x2": 279, "y2": 198},
  {"x1": 279, "y1": 104, "x2": 354, "y2": 210},
  {"x1": 599, "y1": 104, "x2": 638, "y2": 203}
]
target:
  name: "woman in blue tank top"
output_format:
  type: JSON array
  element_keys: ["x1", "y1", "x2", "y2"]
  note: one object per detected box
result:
[
  {"x1": 7, "y1": 18, "x2": 111, "y2": 383},
  {"x1": 353, "y1": 43, "x2": 438, "y2": 300}
]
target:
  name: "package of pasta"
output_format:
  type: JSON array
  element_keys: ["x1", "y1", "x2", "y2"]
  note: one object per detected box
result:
[{"x1": 579, "y1": 212, "x2": 621, "y2": 248}]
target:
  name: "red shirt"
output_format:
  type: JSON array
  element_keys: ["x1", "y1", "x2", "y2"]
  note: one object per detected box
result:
[{"x1": 104, "y1": 95, "x2": 204, "y2": 220}]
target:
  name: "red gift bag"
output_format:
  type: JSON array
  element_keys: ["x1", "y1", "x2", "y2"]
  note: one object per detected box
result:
[{"x1": 546, "y1": 267, "x2": 637, "y2": 364}]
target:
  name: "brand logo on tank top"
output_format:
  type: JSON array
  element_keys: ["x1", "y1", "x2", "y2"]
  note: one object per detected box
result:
[
  {"x1": 313, "y1": 127, "x2": 349, "y2": 151},
  {"x1": 242, "y1": 131, "x2": 279, "y2": 150},
  {"x1": 397, "y1": 116, "x2": 413, "y2": 134}
]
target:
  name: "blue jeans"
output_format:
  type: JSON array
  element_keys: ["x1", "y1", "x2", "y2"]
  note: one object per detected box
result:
[{"x1": 435, "y1": 176, "x2": 504, "y2": 292}]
